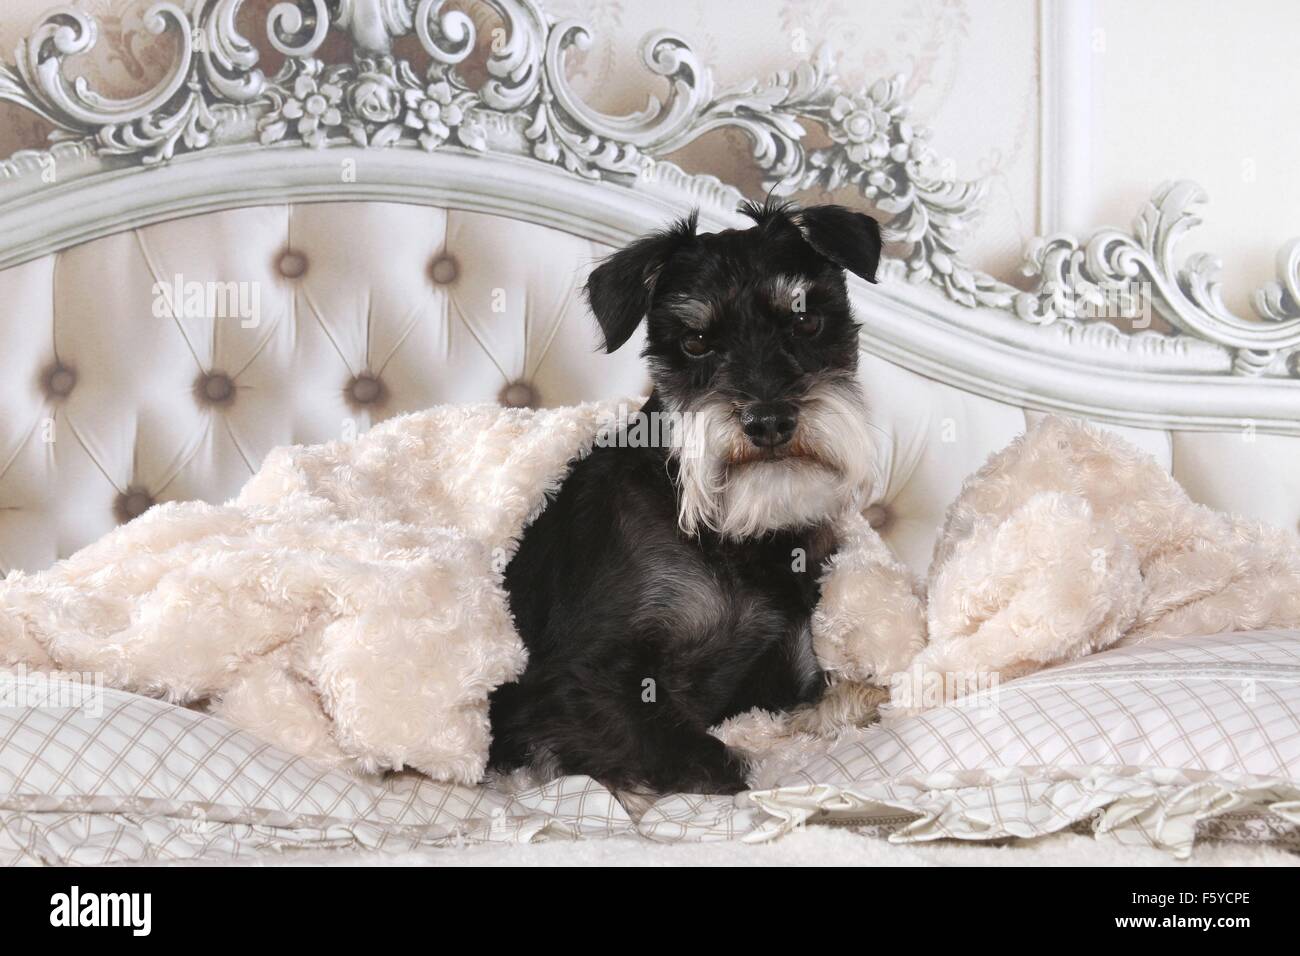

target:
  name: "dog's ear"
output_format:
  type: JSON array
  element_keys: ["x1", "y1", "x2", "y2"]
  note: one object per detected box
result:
[
  {"x1": 585, "y1": 212, "x2": 698, "y2": 353},
  {"x1": 794, "y1": 204, "x2": 882, "y2": 283}
]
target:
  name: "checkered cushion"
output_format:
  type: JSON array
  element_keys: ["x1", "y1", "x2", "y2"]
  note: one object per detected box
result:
[
  {"x1": 0, "y1": 671, "x2": 756, "y2": 864},
  {"x1": 3, "y1": 631, "x2": 1299, "y2": 863},
  {"x1": 746, "y1": 630, "x2": 1300, "y2": 857}
]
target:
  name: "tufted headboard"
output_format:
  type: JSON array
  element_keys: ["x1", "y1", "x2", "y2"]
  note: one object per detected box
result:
[{"x1": 1, "y1": 1, "x2": 1297, "y2": 577}]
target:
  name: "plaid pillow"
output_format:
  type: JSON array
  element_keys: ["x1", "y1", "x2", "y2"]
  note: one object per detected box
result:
[
  {"x1": 4, "y1": 630, "x2": 1297, "y2": 863},
  {"x1": 745, "y1": 630, "x2": 1300, "y2": 857}
]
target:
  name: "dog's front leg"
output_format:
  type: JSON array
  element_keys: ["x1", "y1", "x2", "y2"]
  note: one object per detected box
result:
[
  {"x1": 634, "y1": 710, "x2": 750, "y2": 795},
  {"x1": 516, "y1": 650, "x2": 751, "y2": 795}
]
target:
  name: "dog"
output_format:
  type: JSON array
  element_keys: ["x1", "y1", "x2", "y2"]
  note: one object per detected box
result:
[{"x1": 487, "y1": 199, "x2": 882, "y2": 794}]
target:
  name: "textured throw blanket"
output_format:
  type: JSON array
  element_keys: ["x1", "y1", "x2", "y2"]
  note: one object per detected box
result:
[{"x1": 2, "y1": 406, "x2": 1297, "y2": 785}]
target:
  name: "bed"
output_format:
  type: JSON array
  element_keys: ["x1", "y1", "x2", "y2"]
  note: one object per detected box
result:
[{"x1": 0, "y1": 0, "x2": 1298, "y2": 866}]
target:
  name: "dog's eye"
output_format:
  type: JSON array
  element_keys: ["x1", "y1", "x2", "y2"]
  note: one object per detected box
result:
[
  {"x1": 792, "y1": 314, "x2": 823, "y2": 338},
  {"x1": 680, "y1": 333, "x2": 713, "y2": 357}
]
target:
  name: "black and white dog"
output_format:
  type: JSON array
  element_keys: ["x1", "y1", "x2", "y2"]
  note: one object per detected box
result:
[{"x1": 488, "y1": 200, "x2": 881, "y2": 794}]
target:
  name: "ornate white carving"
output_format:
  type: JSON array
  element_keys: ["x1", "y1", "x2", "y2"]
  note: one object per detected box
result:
[
  {"x1": 1255, "y1": 239, "x2": 1300, "y2": 325},
  {"x1": 1018, "y1": 182, "x2": 1300, "y2": 376},
  {"x1": 0, "y1": 0, "x2": 1297, "y2": 377}
]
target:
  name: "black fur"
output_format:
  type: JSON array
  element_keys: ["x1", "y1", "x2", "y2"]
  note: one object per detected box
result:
[{"x1": 488, "y1": 200, "x2": 881, "y2": 794}]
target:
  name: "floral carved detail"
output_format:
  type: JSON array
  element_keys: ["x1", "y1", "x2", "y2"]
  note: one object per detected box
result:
[
  {"x1": 255, "y1": 54, "x2": 485, "y2": 151},
  {"x1": 0, "y1": 0, "x2": 1297, "y2": 376},
  {"x1": 261, "y1": 63, "x2": 345, "y2": 148},
  {"x1": 406, "y1": 78, "x2": 484, "y2": 152},
  {"x1": 766, "y1": 69, "x2": 1001, "y2": 309}
]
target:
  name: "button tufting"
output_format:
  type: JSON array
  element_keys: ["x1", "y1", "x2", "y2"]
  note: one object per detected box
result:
[
  {"x1": 347, "y1": 373, "x2": 386, "y2": 406},
  {"x1": 429, "y1": 254, "x2": 459, "y2": 285},
  {"x1": 43, "y1": 364, "x2": 76, "y2": 398},
  {"x1": 500, "y1": 382, "x2": 536, "y2": 408},
  {"x1": 277, "y1": 250, "x2": 308, "y2": 279},
  {"x1": 115, "y1": 488, "x2": 155, "y2": 524},
  {"x1": 864, "y1": 503, "x2": 891, "y2": 530},
  {"x1": 197, "y1": 371, "x2": 235, "y2": 405}
]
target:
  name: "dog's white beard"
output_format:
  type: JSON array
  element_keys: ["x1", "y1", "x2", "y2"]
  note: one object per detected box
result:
[{"x1": 671, "y1": 377, "x2": 875, "y2": 539}]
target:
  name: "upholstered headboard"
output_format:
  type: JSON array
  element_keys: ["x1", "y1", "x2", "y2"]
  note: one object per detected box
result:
[{"x1": 1, "y1": 1, "x2": 1297, "y2": 577}]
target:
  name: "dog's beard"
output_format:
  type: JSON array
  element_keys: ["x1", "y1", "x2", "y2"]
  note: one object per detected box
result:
[{"x1": 668, "y1": 375, "x2": 874, "y2": 539}]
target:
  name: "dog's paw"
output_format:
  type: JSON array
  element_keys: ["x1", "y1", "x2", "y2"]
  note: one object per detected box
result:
[
  {"x1": 786, "y1": 680, "x2": 888, "y2": 735},
  {"x1": 653, "y1": 737, "x2": 750, "y2": 795}
]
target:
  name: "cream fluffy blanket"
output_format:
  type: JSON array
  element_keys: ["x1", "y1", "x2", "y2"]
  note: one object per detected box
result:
[{"x1": 2, "y1": 406, "x2": 1297, "y2": 785}]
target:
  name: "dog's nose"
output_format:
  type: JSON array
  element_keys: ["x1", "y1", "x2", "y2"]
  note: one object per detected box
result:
[{"x1": 740, "y1": 402, "x2": 798, "y2": 448}]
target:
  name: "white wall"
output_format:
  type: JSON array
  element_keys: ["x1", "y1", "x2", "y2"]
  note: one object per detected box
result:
[{"x1": 1086, "y1": 0, "x2": 1300, "y2": 315}]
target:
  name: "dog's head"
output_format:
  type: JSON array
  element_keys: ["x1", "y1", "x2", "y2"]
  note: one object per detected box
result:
[{"x1": 585, "y1": 200, "x2": 881, "y2": 538}]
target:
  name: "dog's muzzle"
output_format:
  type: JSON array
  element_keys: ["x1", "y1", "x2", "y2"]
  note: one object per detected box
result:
[{"x1": 739, "y1": 401, "x2": 798, "y2": 449}]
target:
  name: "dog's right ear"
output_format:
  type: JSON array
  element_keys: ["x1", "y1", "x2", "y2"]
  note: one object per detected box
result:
[{"x1": 585, "y1": 211, "x2": 698, "y2": 353}]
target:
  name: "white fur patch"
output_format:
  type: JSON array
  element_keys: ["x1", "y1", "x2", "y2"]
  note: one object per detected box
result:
[
  {"x1": 671, "y1": 375, "x2": 874, "y2": 538},
  {"x1": 765, "y1": 275, "x2": 807, "y2": 314},
  {"x1": 662, "y1": 295, "x2": 713, "y2": 330}
]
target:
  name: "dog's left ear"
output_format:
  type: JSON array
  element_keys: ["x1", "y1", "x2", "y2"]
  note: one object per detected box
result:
[
  {"x1": 795, "y1": 205, "x2": 882, "y2": 283},
  {"x1": 585, "y1": 212, "x2": 698, "y2": 353}
]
